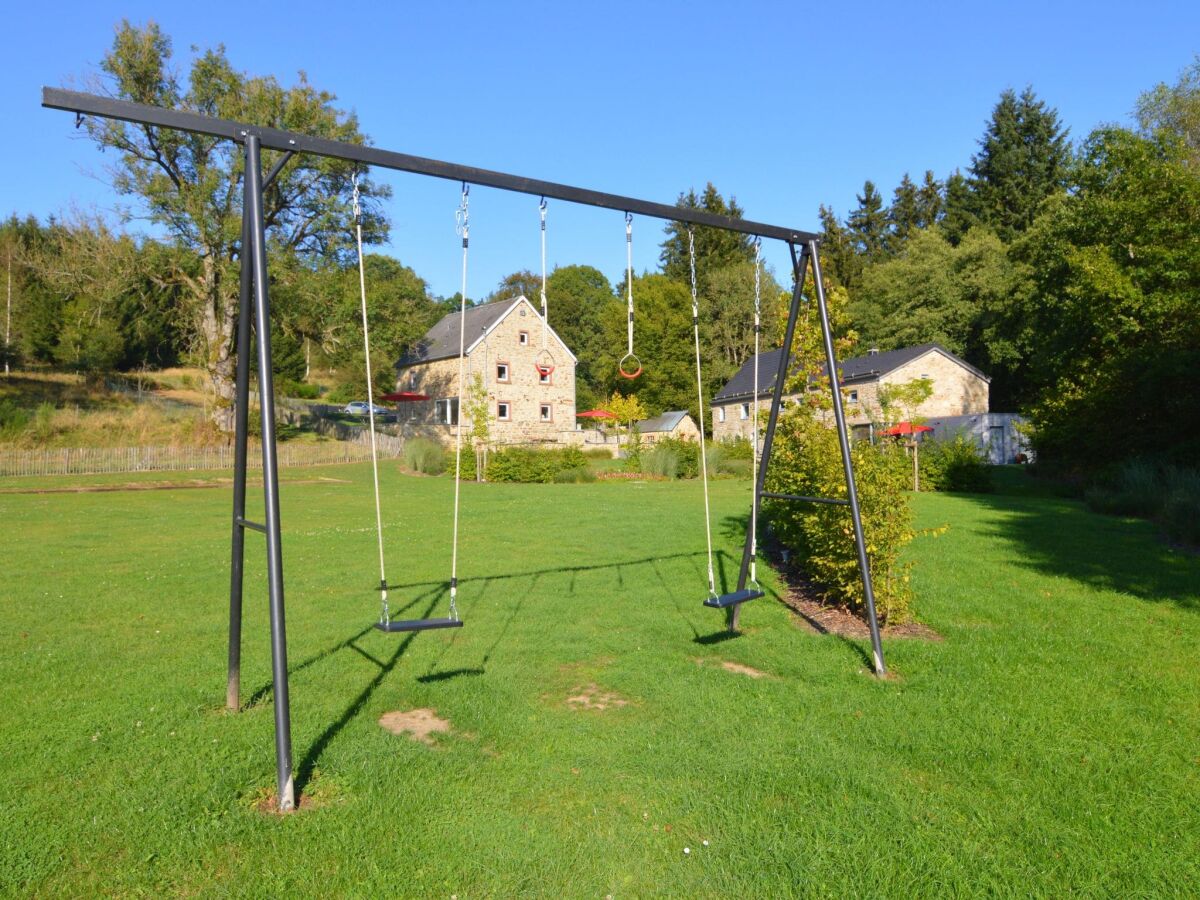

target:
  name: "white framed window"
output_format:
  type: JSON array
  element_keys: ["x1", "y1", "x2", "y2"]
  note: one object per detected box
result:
[
  {"x1": 519, "y1": 331, "x2": 529, "y2": 346},
  {"x1": 848, "y1": 389, "x2": 859, "y2": 404},
  {"x1": 409, "y1": 371, "x2": 418, "y2": 390},
  {"x1": 540, "y1": 403, "x2": 552, "y2": 422},
  {"x1": 436, "y1": 398, "x2": 458, "y2": 425},
  {"x1": 538, "y1": 368, "x2": 552, "y2": 385},
  {"x1": 717, "y1": 407, "x2": 726, "y2": 423},
  {"x1": 496, "y1": 362, "x2": 510, "y2": 383},
  {"x1": 497, "y1": 401, "x2": 511, "y2": 421},
  {"x1": 740, "y1": 403, "x2": 750, "y2": 420}
]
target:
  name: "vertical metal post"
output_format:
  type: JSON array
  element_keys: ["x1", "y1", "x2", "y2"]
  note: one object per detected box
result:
[
  {"x1": 245, "y1": 135, "x2": 296, "y2": 810},
  {"x1": 809, "y1": 240, "x2": 886, "y2": 676},
  {"x1": 732, "y1": 242, "x2": 810, "y2": 630},
  {"x1": 226, "y1": 204, "x2": 254, "y2": 711}
]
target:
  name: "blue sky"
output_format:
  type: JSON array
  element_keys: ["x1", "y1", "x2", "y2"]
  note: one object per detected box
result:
[{"x1": 2, "y1": 1, "x2": 1197, "y2": 299}]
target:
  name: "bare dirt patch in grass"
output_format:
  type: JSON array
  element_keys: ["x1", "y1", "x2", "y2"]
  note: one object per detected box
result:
[
  {"x1": 693, "y1": 656, "x2": 775, "y2": 679},
  {"x1": 780, "y1": 574, "x2": 942, "y2": 641},
  {"x1": 378, "y1": 708, "x2": 452, "y2": 745},
  {"x1": 565, "y1": 683, "x2": 629, "y2": 711}
]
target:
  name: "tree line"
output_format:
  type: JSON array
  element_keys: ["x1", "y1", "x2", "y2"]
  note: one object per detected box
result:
[{"x1": 4, "y1": 21, "x2": 1196, "y2": 472}]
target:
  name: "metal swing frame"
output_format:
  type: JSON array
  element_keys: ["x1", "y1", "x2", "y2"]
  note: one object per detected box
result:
[{"x1": 42, "y1": 86, "x2": 888, "y2": 813}]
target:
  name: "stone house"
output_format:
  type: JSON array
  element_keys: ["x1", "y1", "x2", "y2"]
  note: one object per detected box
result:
[
  {"x1": 394, "y1": 296, "x2": 577, "y2": 445},
  {"x1": 634, "y1": 411, "x2": 700, "y2": 444},
  {"x1": 711, "y1": 342, "x2": 990, "y2": 442}
]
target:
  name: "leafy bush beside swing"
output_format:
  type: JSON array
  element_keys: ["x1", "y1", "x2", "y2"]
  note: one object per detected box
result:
[{"x1": 765, "y1": 411, "x2": 916, "y2": 624}]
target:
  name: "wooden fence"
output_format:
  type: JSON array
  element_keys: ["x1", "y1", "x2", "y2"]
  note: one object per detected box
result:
[{"x1": 0, "y1": 430, "x2": 404, "y2": 478}]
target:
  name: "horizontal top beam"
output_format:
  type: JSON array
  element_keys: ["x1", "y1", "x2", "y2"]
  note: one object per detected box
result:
[{"x1": 42, "y1": 87, "x2": 819, "y2": 245}]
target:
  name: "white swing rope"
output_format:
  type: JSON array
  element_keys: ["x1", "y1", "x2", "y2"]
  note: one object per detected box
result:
[
  {"x1": 688, "y1": 229, "x2": 718, "y2": 598},
  {"x1": 750, "y1": 237, "x2": 763, "y2": 588},
  {"x1": 539, "y1": 198, "x2": 549, "y2": 352},
  {"x1": 351, "y1": 173, "x2": 391, "y2": 624},
  {"x1": 448, "y1": 184, "x2": 470, "y2": 622},
  {"x1": 625, "y1": 212, "x2": 635, "y2": 359}
]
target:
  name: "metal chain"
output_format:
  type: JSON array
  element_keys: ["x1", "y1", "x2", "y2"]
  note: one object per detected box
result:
[{"x1": 688, "y1": 228, "x2": 717, "y2": 596}]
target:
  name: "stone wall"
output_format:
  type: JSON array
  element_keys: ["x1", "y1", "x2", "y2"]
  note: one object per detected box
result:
[{"x1": 396, "y1": 299, "x2": 577, "y2": 446}]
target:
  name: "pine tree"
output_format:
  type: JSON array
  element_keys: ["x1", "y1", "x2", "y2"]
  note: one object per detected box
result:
[
  {"x1": 941, "y1": 170, "x2": 977, "y2": 245},
  {"x1": 817, "y1": 204, "x2": 863, "y2": 290},
  {"x1": 659, "y1": 183, "x2": 753, "y2": 284},
  {"x1": 888, "y1": 173, "x2": 920, "y2": 248},
  {"x1": 968, "y1": 87, "x2": 1071, "y2": 241},
  {"x1": 915, "y1": 170, "x2": 943, "y2": 229},
  {"x1": 846, "y1": 180, "x2": 889, "y2": 260}
]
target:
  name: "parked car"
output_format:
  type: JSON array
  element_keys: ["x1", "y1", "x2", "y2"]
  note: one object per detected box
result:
[{"x1": 343, "y1": 401, "x2": 395, "y2": 422}]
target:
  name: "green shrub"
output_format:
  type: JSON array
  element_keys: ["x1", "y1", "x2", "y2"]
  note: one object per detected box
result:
[
  {"x1": 552, "y1": 465, "x2": 597, "y2": 484},
  {"x1": 641, "y1": 446, "x2": 680, "y2": 479},
  {"x1": 404, "y1": 437, "x2": 447, "y2": 475},
  {"x1": 482, "y1": 446, "x2": 589, "y2": 483},
  {"x1": 279, "y1": 380, "x2": 321, "y2": 400},
  {"x1": 1084, "y1": 460, "x2": 1165, "y2": 518},
  {"x1": 583, "y1": 448, "x2": 613, "y2": 460},
  {"x1": 1161, "y1": 468, "x2": 1200, "y2": 546},
  {"x1": 30, "y1": 402, "x2": 56, "y2": 443},
  {"x1": 0, "y1": 399, "x2": 31, "y2": 439},
  {"x1": 719, "y1": 436, "x2": 755, "y2": 461},
  {"x1": 719, "y1": 458, "x2": 753, "y2": 478},
  {"x1": 765, "y1": 411, "x2": 915, "y2": 624},
  {"x1": 920, "y1": 435, "x2": 993, "y2": 493}
]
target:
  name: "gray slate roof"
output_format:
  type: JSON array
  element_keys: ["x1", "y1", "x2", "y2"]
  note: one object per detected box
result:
[
  {"x1": 636, "y1": 410, "x2": 690, "y2": 434},
  {"x1": 396, "y1": 298, "x2": 518, "y2": 367},
  {"x1": 712, "y1": 342, "x2": 988, "y2": 402}
]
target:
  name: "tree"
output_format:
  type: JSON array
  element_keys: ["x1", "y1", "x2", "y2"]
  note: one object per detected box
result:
[
  {"x1": 877, "y1": 377, "x2": 934, "y2": 428},
  {"x1": 1136, "y1": 55, "x2": 1200, "y2": 170},
  {"x1": 486, "y1": 270, "x2": 541, "y2": 304},
  {"x1": 601, "y1": 391, "x2": 646, "y2": 449},
  {"x1": 702, "y1": 261, "x2": 782, "y2": 383},
  {"x1": 846, "y1": 180, "x2": 889, "y2": 260},
  {"x1": 544, "y1": 265, "x2": 619, "y2": 410},
  {"x1": 817, "y1": 204, "x2": 863, "y2": 290},
  {"x1": 596, "y1": 274, "x2": 698, "y2": 419},
  {"x1": 940, "y1": 170, "x2": 977, "y2": 245},
  {"x1": 914, "y1": 170, "x2": 943, "y2": 230},
  {"x1": 968, "y1": 87, "x2": 1071, "y2": 241},
  {"x1": 1012, "y1": 125, "x2": 1200, "y2": 468},
  {"x1": 80, "y1": 21, "x2": 390, "y2": 428},
  {"x1": 464, "y1": 373, "x2": 492, "y2": 480},
  {"x1": 888, "y1": 173, "x2": 920, "y2": 248},
  {"x1": 659, "y1": 183, "x2": 753, "y2": 284}
]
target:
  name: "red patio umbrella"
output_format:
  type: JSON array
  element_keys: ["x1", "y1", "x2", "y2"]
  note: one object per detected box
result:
[
  {"x1": 882, "y1": 421, "x2": 933, "y2": 436},
  {"x1": 575, "y1": 409, "x2": 617, "y2": 419},
  {"x1": 379, "y1": 391, "x2": 431, "y2": 402}
]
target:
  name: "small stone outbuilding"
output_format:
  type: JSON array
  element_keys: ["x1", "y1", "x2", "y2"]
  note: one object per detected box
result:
[{"x1": 635, "y1": 410, "x2": 700, "y2": 444}]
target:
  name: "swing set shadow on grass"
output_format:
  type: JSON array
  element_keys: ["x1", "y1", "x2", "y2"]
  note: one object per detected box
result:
[{"x1": 248, "y1": 547, "x2": 781, "y2": 794}]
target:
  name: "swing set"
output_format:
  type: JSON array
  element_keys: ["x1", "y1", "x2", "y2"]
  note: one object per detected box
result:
[{"x1": 42, "y1": 86, "x2": 888, "y2": 812}]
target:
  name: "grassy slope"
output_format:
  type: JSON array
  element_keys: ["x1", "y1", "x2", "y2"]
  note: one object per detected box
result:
[{"x1": 1, "y1": 467, "x2": 1197, "y2": 896}]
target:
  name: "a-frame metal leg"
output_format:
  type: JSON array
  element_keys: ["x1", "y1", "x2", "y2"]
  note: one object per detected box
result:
[
  {"x1": 245, "y1": 135, "x2": 296, "y2": 810},
  {"x1": 809, "y1": 241, "x2": 886, "y2": 676},
  {"x1": 731, "y1": 243, "x2": 810, "y2": 631},
  {"x1": 226, "y1": 195, "x2": 254, "y2": 712}
]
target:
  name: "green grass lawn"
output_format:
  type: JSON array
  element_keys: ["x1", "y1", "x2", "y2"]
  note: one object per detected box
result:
[{"x1": 2, "y1": 465, "x2": 1198, "y2": 896}]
